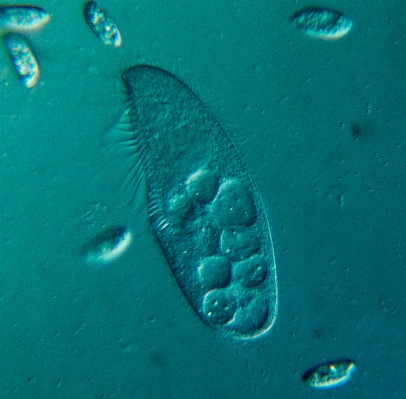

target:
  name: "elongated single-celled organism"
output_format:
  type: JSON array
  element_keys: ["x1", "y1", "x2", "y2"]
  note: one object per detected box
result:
[
  {"x1": 110, "y1": 65, "x2": 278, "y2": 339},
  {"x1": 3, "y1": 33, "x2": 39, "y2": 88},
  {"x1": 84, "y1": 1, "x2": 122, "y2": 47},
  {"x1": 291, "y1": 7, "x2": 352, "y2": 40},
  {"x1": 82, "y1": 226, "x2": 132, "y2": 263},
  {"x1": 302, "y1": 360, "x2": 356, "y2": 389},
  {"x1": 0, "y1": 5, "x2": 50, "y2": 32}
]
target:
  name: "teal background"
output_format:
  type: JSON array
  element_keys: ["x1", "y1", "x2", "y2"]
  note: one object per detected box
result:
[{"x1": 0, "y1": 0, "x2": 405, "y2": 397}]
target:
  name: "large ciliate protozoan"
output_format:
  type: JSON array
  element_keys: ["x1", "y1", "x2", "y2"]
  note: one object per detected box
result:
[{"x1": 111, "y1": 65, "x2": 278, "y2": 339}]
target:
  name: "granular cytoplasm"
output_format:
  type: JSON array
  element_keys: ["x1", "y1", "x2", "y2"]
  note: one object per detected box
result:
[
  {"x1": 110, "y1": 65, "x2": 278, "y2": 339},
  {"x1": 302, "y1": 359, "x2": 356, "y2": 389},
  {"x1": 0, "y1": 5, "x2": 50, "y2": 32},
  {"x1": 84, "y1": 1, "x2": 122, "y2": 47},
  {"x1": 291, "y1": 7, "x2": 352, "y2": 40},
  {"x1": 83, "y1": 226, "x2": 132, "y2": 263},
  {"x1": 3, "y1": 33, "x2": 39, "y2": 88}
]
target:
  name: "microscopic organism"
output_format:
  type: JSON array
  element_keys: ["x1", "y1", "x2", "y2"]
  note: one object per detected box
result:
[
  {"x1": 84, "y1": 1, "x2": 122, "y2": 47},
  {"x1": 109, "y1": 65, "x2": 278, "y2": 339},
  {"x1": 3, "y1": 33, "x2": 40, "y2": 88},
  {"x1": 83, "y1": 226, "x2": 132, "y2": 263},
  {"x1": 291, "y1": 7, "x2": 352, "y2": 40},
  {"x1": 302, "y1": 359, "x2": 356, "y2": 389},
  {"x1": 0, "y1": 5, "x2": 50, "y2": 32}
]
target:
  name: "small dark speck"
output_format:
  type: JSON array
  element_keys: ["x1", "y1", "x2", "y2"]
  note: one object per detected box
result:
[
  {"x1": 311, "y1": 327, "x2": 324, "y2": 340},
  {"x1": 349, "y1": 121, "x2": 375, "y2": 140},
  {"x1": 150, "y1": 351, "x2": 165, "y2": 370},
  {"x1": 27, "y1": 376, "x2": 37, "y2": 384},
  {"x1": 350, "y1": 123, "x2": 362, "y2": 140}
]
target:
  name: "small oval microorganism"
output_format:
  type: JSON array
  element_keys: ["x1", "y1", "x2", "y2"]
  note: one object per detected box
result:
[
  {"x1": 291, "y1": 7, "x2": 352, "y2": 40},
  {"x1": 302, "y1": 359, "x2": 356, "y2": 389},
  {"x1": 0, "y1": 5, "x2": 50, "y2": 32},
  {"x1": 3, "y1": 33, "x2": 39, "y2": 88},
  {"x1": 84, "y1": 1, "x2": 122, "y2": 47},
  {"x1": 82, "y1": 226, "x2": 132, "y2": 263}
]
